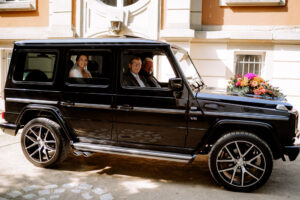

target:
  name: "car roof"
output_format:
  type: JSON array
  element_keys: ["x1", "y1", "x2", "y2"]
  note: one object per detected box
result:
[{"x1": 15, "y1": 38, "x2": 169, "y2": 46}]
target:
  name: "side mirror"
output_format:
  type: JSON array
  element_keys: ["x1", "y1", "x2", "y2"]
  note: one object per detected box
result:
[{"x1": 168, "y1": 78, "x2": 183, "y2": 91}]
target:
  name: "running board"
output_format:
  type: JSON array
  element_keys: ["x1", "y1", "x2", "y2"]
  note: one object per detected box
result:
[{"x1": 72, "y1": 142, "x2": 194, "y2": 163}]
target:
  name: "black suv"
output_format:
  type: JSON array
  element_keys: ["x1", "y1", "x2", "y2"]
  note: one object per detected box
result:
[{"x1": 0, "y1": 38, "x2": 299, "y2": 192}]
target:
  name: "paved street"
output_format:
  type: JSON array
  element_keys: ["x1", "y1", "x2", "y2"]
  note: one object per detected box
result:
[{"x1": 0, "y1": 131, "x2": 300, "y2": 200}]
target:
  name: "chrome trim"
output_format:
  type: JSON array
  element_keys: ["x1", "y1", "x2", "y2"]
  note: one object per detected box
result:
[
  {"x1": 74, "y1": 103, "x2": 112, "y2": 110},
  {"x1": 191, "y1": 106, "x2": 198, "y2": 111},
  {"x1": 189, "y1": 111, "x2": 289, "y2": 121},
  {"x1": 294, "y1": 131, "x2": 300, "y2": 146},
  {"x1": 129, "y1": 107, "x2": 186, "y2": 115},
  {"x1": 276, "y1": 104, "x2": 288, "y2": 111},
  {"x1": 73, "y1": 142, "x2": 192, "y2": 163},
  {"x1": 6, "y1": 98, "x2": 58, "y2": 105}
]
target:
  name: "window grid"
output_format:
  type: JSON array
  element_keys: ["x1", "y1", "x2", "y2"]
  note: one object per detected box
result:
[
  {"x1": 236, "y1": 55, "x2": 263, "y2": 76},
  {"x1": 100, "y1": 0, "x2": 139, "y2": 7}
]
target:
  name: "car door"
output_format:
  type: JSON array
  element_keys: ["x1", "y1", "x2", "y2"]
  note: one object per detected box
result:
[
  {"x1": 61, "y1": 48, "x2": 115, "y2": 141},
  {"x1": 114, "y1": 48, "x2": 188, "y2": 149}
]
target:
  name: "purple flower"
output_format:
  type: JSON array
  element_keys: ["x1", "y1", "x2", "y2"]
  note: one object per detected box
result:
[{"x1": 244, "y1": 73, "x2": 257, "y2": 80}]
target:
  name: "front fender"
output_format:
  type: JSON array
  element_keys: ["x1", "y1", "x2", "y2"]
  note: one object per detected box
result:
[{"x1": 195, "y1": 119, "x2": 282, "y2": 159}]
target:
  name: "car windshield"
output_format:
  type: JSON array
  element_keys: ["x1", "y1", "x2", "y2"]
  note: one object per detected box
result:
[{"x1": 171, "y1": 45, "x2": 205, "y2": 92}]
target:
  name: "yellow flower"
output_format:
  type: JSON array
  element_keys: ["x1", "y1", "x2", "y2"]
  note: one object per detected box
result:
[
  {"x1": 240, "y1": 77, "x2": 249, "y2": 87},
  {"x1": 251, "y1": 81, "x2": 258, "y2": 87},
  {"x1": 240, "y1": 80, "x2": 246, "y2": 87},
  {"x1": 254, "y1": 76, "x2": 264, "y2": 83}
]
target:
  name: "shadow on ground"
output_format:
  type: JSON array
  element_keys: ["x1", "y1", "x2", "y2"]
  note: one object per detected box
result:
[{"x1": 57, "y1": 152, "x2": 216, "y2": 186}]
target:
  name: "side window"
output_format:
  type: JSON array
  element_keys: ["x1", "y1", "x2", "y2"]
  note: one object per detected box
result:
[
  {"x1": 13, "y1": 52, "x2": 57, "y2": 82},
  {"x1": 66, "y1": 51, "x2": 112, "y2": 86},
  {"x1": 121, "y1": 51, "x2": 176, "y2": 89},
  {"x1": 155, "y1": 54, "x2": 176, "y2": 83}
]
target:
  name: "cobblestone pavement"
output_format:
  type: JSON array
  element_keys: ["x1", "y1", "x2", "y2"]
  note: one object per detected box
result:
[{"x1": 0, "y1": 131, "x2": 300, "y2": 200}]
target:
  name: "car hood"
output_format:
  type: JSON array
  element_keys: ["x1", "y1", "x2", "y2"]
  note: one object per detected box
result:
[{"x1": 195, "y1": 87, "x2": 293, "y2": 110}]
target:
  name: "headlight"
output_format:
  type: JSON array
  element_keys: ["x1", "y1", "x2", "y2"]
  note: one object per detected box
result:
[
  {"x1": 294, "y1": 131, "x2": 300, "y2": 146},
  {"x1": 276, "y1": 104, "x2": 288, "y2": 111}
]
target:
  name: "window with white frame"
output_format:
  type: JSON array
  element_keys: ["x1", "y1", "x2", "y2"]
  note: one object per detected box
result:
[
  {"x1": 219, "y1": 0, "x2": 286, "y2": 6},
  {"x1": 0, "y1": 49, "x2": 12, "y2": 97},
  {"x1": 235, "y1": 54, "x2": 264, "y2": 76},
  {"x1": 99, "y1": 0, "x2": 139, "y2": 7},
  {"x1": 6, "y1": 51, "x2": 12, "y2": 75},
  {"x1": 0, "y1": 0, "x2": 36, "y2": 11}
]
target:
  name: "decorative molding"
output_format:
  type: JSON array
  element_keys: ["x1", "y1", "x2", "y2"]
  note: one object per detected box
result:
[
  {"x1": 160, "y1": 29, "x2": 195, "y2": 40},
  {"x1": 195, "y1": 25, "x2": 300, "y2": 42},
  {"x1": 79, "y1": 0, "x2": 159, "y2": 39},
  {"x1": 48, "y1": 0, "x2": 73, "y2": 38},
  {"x1": 0, "y1": 0, "x2": 36, "y2": 11},
  {"x1": 0, "y1": 27, "x2": 49, "y2": 39},
  {"x1": 219, "y1": 0, "x2": 286, "y2": 6},
  {"x1": 201, "y1": 25, "x2": 300, "y2": 32}
]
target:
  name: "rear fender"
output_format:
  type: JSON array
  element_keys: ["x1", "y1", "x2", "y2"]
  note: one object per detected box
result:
[{"x1": 16, "y1": 104, "x2": 75, "y2": 141}]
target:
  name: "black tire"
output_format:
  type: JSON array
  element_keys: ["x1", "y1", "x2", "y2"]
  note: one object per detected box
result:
[
  {"x1": 208, "y1": 131, "x2": 273, "y2": 192},
  {"x1": 21, "y1": 118, "x2": 69, "y2": 168}
]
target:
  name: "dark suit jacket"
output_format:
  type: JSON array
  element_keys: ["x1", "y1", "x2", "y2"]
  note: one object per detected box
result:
[
  {"x1": 122, "y1": 71, "x2": 149, "y2": 87},
  {"x1": 139, "y1": 69, "x2": 161, "y2": 88}
]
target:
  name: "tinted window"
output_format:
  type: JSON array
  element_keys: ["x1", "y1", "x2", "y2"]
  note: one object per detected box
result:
[
  {"x1": 121, "y1": 50, "x2": 176, "y2": 88},
  {"x1": 13, "y1": 52, "x2": 57, "y2": 82},
  {"x1": 66, "y1": 51, "x2": 112, "y2": 86}
]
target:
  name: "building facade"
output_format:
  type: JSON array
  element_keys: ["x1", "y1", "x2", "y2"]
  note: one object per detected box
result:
[{"x1": 0, "y1": 0, "x2": 300, "y2": 111}]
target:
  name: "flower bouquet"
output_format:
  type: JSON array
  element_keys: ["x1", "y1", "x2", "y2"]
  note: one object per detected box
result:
[{"x1": 227, "y1": 73, "x2": 286, "y2": 100}]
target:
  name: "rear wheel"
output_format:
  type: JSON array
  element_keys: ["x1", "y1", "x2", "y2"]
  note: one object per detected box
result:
[
  {"x1": 209, "y1": 131, "x2": 273, "y2": 192},
  {"x1": 21, "y1": 118, "x2": 69, "y2": 168}
]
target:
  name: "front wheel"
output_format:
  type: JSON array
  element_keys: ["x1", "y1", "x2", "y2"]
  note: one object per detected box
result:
[
  {"x1": 21, "y1": 118, "x2": 69, "y2": 168},
  {"x1": 209, "y1": 131, "x2": 273, "y2": 192}
]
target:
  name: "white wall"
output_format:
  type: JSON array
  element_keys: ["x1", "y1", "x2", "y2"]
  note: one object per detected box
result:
[
  {"x1": 190, "y1": 43, "x2": 228, "y2": 89},
  {"x1": 272, "y1": 45, "x2": 300, "y2": 111},
  {"x1": 49, "y1": 0, "x2": 73, "y2": 38},
  {"x1": 189, "y1": 42, "x2": 300, "y2": 112}
]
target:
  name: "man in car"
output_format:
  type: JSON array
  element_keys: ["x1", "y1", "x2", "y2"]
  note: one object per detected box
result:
[
  {"x1": 122, "y1": 56, "x2": 149, "y2": 87},
  {"x1": 139, "y1": 57, "x2": 161, "y2": 88}
]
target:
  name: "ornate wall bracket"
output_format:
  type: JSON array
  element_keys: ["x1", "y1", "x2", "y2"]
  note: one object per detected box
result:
[{"x1": 77, "y1": 0, "x2": 158, "y2": 39}]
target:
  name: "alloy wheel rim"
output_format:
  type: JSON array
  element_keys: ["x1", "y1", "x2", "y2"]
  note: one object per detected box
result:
[
  {"x1": 216, "y1": 140, "x2": 266, "y2": 188},
  {"x1": 23, "y1": 124, "x2": 57, "y2": 163}
]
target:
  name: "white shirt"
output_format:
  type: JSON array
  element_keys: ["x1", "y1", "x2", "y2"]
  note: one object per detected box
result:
[
  {"x1": 69, "y1": 65, "x2": 92, "y2": 78},
  {"x1": 130, "y1": 72, "x2": 146, "y2": 87}
]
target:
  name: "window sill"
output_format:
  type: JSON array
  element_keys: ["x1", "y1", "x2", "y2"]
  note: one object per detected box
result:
[
  {"x1": 219, "y1": 0, "x2": 286, "y2": 6},
  {"x1": 0, "y1": 1, "x2": 36, "y2": 11}
]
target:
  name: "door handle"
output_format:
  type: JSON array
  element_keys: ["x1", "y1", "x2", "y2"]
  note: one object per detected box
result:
[
  {"x1": 60, "y1": 101, "x2": 75, "y2": 107},
  {"x1": 204, "y1": 103, "x2": 219, "y2": 110},
  {"x1": 118, "y1": 104, "x2": 133, "y2": 111}
]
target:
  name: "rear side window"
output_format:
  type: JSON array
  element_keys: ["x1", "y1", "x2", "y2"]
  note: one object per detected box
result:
[
  {"x1": 13, "y1": 52, "x2": 57, "y2": 82},
  {"x1": 66, "y1": 51, "x2": 113, "y2": 87}
]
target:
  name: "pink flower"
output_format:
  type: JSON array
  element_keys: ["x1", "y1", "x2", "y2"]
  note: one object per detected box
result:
[
  {"x1": 244, "y1": 73, "x2": 257, "y2": 80},
  {"x1": 236, "y1": 81, "x2": 241, "y2": 87}
]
